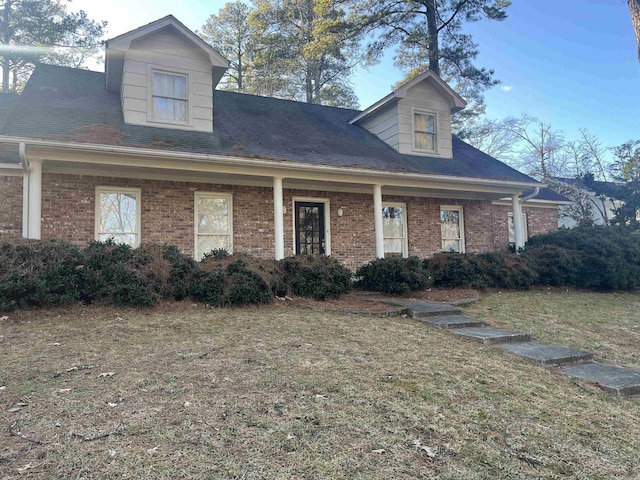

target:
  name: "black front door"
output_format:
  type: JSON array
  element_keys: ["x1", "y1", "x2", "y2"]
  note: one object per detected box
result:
[{"x1": 295, "y1": 202, "x2": 325, "y2": 255}]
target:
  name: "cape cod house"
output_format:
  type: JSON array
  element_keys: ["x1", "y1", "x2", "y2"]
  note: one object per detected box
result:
[{"x1": 0, "y1": 16, "x2": 566, "y2": 270}]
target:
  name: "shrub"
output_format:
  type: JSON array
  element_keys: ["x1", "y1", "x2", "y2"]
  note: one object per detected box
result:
[
  {"x1": 522, "y1": 245, "x2": 582, "y2": 287},
  {"x1": 525, "y1": 226, "x2": 640, "y2": 290},
  {"x1": 0, "y1": 240, "x2": 84, "y2": 311},
  {"x1": 80, "y1": 240, "x2": 157, "y2": 307},
  {"x1": 356, "y1": 256, "x2": 432, "y2": 295},
  {"x1": 426, "y1": 252, "x2": 536, "y2": 290},
  {"x1": 200, "y1": 253, "x2": 285, "y2": 306},
  {"x1": 280, "y1": 255, "x2": 352, "y2": 300}
]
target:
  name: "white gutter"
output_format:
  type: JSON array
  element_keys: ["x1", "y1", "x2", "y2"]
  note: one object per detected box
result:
[
  {"x1": 520, "y1": 186, "x2": 540, "y2": 204},
  {"x1": 0, "y1": 135, "x2": 545, "y2": 192}
]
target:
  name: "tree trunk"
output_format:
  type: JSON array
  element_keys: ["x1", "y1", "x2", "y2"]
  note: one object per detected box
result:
[
  {"x1": 629, "y1": 0, "x2": 640, "y2": 62},
  {"x1": 425, "y1": 0, "x2": 440, "y2": 75},
  {"x1": 237, "y1": 50, "x2": 243, "y2": 91},
  {"x1": 1, "y1": 0, "x2": 11, "y2": 92}
]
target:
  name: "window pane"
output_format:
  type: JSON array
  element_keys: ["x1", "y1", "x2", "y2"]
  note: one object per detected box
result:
[
  {"x1": 99, "y1": 192, "x2": 137, "y2": 235},
  {"x1": 197, "y1": 236, "x2": 230, "y2": 258},
  {"x1": 441, "y1": 209, "x2": 460, "y2": 238},
  {"x1": 197, "y1": 197, "x2": 229, "y2": 235},
  {"x1": 383, "y1": 206, "x2": 404, "y2": 238},
  {"x1": 442, "y1": 239, "x2": 461, "y2": 253},
  {"x1": 414, "y1": 113, "x2": 427, "y2": 131},
  {"x1": 173, "y1": 75, "x2": 187, "y2": 99},
  {"x1": 153, "y1": 97, "x2": 174, "y2": 120},
  {"x1": 99, "y1": 233, "x2": 137, "y2": 247},
  {"x1": 153, "y1": 72, "x2": 174, "y2": 96},
  {"x1": 384, "y1": 238, "x2": 403, "y2": 254},
  {"x1": 174, "y1": 99, "x2": 187, "y2": 121},
  {"x1": 508, "y1": 215, "x2": 515, "y2": 243},
  {"x1": 415, "y1": 132, "x2": 435, "y2": 150}
]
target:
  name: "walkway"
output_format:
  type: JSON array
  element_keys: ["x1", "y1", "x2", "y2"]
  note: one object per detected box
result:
[{"x1": 380, "y1": 298, "x2": 640, "y2": 401}]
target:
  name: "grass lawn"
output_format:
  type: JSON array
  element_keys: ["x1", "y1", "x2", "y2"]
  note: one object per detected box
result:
[
  {"x1": 1, "y1": 298, "x2": 639, "y2": 479},
  {"x1": 465, "y1": 289, "x2": 640, "y2": 371}
]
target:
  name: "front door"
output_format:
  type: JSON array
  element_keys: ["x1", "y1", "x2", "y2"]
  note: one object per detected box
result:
[{"x1": 295, "y1": 202, "x2": 325, "y2": 255}]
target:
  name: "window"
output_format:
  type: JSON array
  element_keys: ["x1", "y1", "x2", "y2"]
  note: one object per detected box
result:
[
  {"x1": 152, "y1": 71, "x2": 187, "y2": 122},
  {"x1": 440, "y1": 206, "x2": 465, "y2": 253},
  {"x1": 383, "y1": 203, "x2": 408, "y2": 257},
  {"x1": 95, "y1": 187, "x2": 141, "y2": 247},
  {"x1": 414, "y1": 111, "x2": 437, "y2": 152},
  {"x1": 195, "y1": 193, "x2": 232, "y2": 260},
  {"x1": 508, "y1": 213, "x2": 528, "y2": 245}
]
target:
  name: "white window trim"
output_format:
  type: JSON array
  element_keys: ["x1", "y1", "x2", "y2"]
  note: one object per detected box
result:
[
  {"x1": 508, "y1": 212, "x2": 528, "y2": 244},
  {"x1": 194, "y1": 191, "x2": 233, "y2": 260},
  {"x1": 440, "y1": 205, "x2": 465, "y2": 253},
  {"x1": 291, "y1": 196, "x2": 331, "y2": 256},
  {"x1": 94, "y1": 186, "x2": 142, "y2": 247},
  {"x1": 411, "y1": 107, "x2": 438, "y2": 154},
  {"x1": 147, "y1": 66, "x2": 191, "y2": 127},
  {"x1": 383, "y1": 201, "x2": 408, "y2": 258}
]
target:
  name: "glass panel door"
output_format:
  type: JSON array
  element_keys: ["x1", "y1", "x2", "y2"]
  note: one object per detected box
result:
[{"x1": 295, "y1": 202, "x2": 325, "y2": 255}]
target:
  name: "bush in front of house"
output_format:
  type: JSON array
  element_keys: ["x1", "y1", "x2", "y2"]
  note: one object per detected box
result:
[
  {"x1": 524, "y1": 226, "x2": 640, "y2": 290},
  {"x1": 521, "y1": 245, "x2": 583, "y2": 287},
  {"x1": 356, "y1": 256, "x2": 432, "y2": 295},
  {"x1": 280, "y1": 255, "x2": 352, "y2": 300},
  {"x1": 426, "y1": 251, "x2": 537, "y2": 290},
  {"x1": 0, "y1": 240, "x2": 84, "y2": 311},
  {"x1": 199, "y1": 253, "x2": 286, "y2": 306}
]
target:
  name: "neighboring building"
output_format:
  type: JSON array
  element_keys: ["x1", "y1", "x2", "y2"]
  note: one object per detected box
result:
[
  {"x1": 553, "y1": 177, "x2": 624, "y2": 228},
  {"x1": 0, "y1": 16, "x2": 566, "y2": 270}
]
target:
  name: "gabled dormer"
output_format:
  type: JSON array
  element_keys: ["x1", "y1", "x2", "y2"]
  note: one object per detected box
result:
[
  {"x1": 104, "y1": 15, "x2": 229, "y2": 133},
  {"x1": 350, "y1": 71, "x2": 466, "y2": 159}
]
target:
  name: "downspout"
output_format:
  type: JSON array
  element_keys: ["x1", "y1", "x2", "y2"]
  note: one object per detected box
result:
[
  {"x1": 520, "y1": 186, "x2": 540, "y2": 204},
  {"x1": 20, "y1": 142, "x2": 29, "y2": 237},
  {"x1": 515, "y1": 186, "x2": 540, "y2": 250}
]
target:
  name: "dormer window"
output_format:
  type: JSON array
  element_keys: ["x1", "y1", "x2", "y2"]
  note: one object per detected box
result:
[
  {"x1": 413, "y1": 110, "x2": 437, "y2": 152},
  {"x1": 152, "y1": 71, "x2": 188, "y2": 122}
]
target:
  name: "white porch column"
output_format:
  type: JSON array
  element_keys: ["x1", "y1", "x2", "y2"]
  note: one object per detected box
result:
[
  {"x1": 27, "y1": 158, "x2": 42, "y2": 239},
  {"x1": 273, "y1": 176, "x2": 285, "y2": 260},
  {"x1": 373, "y1": 184, "x2": 384, "y2": 258},
  {"x1": 512, "y1": 194, "x2": 524, "y2": 250}
]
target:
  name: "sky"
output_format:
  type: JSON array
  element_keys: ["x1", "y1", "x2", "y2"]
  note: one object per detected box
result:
[{"x1": 69, "y1": 0, "x2": 640, "y2": 151}]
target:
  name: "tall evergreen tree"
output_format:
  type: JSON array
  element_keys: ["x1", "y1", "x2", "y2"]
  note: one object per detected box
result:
[
  {"x1": 349, "y1": 0, "x2": 510, "y2": 129},
  {"x1": 0, "y1": 0, "x2": 105, "y2": 92},
  {"x1": 249, "y1": 0, "x2": 361, "y2": 108},
  {"x1": 629, "y1": 0, "x2": 640, "y2": 62},
  {"x1": 200, "y1": 2, "x2": 258, "y2": 91}
]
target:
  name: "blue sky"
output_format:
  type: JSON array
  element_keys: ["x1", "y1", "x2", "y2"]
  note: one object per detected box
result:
[{"x1": 72, "y1": 0, "x2": 639, "y2": 149}]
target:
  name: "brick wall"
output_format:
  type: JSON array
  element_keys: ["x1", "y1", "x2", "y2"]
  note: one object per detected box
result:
[
  {"x1": 1, "y1": 173, "x2": 559, "y2": 269},
  {"x1": 0, "y1": 175, "x2": 22, "y2": 238}
]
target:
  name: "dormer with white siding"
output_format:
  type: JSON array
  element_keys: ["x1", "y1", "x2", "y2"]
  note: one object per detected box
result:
[
  {"x1": 350, "y1": 71, "x2": 466, "y2": 159},
  {"x1": 104, "y1": 16, "x2": 229, "y2": 133}
]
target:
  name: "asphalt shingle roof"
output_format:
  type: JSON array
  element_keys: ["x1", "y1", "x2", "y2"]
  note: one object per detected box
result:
[{"x1": 1, "y1": 64, "x2": 541, "y2": 186}]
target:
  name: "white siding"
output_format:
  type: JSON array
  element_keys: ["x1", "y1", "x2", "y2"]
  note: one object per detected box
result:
[
  {"x1": 120, "y1": 28, "x2": 214, "y2": 133},
  {"x1": 359, "y1": 104, "x2": 400, "y2": 150}
]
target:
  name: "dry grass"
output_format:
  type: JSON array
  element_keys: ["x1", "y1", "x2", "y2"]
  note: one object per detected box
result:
[
  {"x1": 466, "y1": 289, "x2": 640, "y2": 370},
  {"x1": 1, "y1": 300, "x2": 639, "y2": 479}
]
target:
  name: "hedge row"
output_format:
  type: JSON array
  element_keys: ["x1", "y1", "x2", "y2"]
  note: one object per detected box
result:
[
  {"x1": 356, "y1": 226, "x2": 640, "y2": 293},
  {"x1": 0, "y1": 241, "x2": 351, "y2": 312}
]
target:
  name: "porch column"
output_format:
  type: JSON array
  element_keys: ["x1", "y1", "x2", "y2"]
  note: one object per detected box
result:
[
  {"x1": 273, "y1": 176, "x2": 285, "y2": 260},
  {"x1": 373, "y1": 184, "x2": 384, "y2": 258},
  {"x1": 27, "y1": 158, "x2": 42, "y2": 239},
  {"x1": 511, "y1": 194, "x2": 524, "y2": 250}
]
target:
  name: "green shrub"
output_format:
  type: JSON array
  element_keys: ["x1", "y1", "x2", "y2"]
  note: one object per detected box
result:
[
  {"x1": 426, "y1": 252, "x2": 536, "y2": 290},
  {"x1": 356, "y1": 256, "x2": 432, "y2": 295},
  {"x1": 0, "y1": 240, "x2": 84, "y2": 311},
  {"x1": 525, "y1": 226, "x2": 640, "y2": 290},
  {"x1": 189, "y1": 269, "x2": 225, "y2": 306},
  {"x1": 200, "y1": 253, "x2": 285, "y2": 306},
  {"x1": 522, "y1": 245, "x2": 582, "y2": 287},
  {"x1": 80, "y1": 240, "x2": 157, "y2": 307},
  {"x1": 280, "y1": 255, "x2": 352, "y2": 300}
]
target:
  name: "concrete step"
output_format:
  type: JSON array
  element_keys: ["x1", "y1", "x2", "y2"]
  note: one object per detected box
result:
[
  {"x1": 427, "y1": 315, "x2": 485, "y2": 329},
  {"x1": 499, "y1": 341, "x2": 593, "y2": 367},
  {"x1": 451, "y1": 327, "x2": 532, "y2": 345},
  {"x1": 379, "y1": 300, "x2": 463, "y2": 318},
  {"x1": 561, "y1": 362, "x2": 640, "y2": 397}
]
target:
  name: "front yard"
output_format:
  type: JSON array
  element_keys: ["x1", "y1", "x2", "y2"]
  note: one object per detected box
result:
[{"x1": 1, "y1": 292, "x2": 639, "y2": 479}]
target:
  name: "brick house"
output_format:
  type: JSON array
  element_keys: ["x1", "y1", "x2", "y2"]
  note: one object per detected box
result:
[{"x1": 0, "y1": 16, "x2": 567, "y2": 270}]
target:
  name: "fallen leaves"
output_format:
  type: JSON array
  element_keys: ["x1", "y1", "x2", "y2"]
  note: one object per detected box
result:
[
  {"x1": 98, "y1": 372, "x2": 116, "y2": 378},
  {"x1": 412, "y1": 439, "x2": 437, "y2": 458},
  {"x1": 7, "y1": 402, "x2": 28, "y2": 413}
]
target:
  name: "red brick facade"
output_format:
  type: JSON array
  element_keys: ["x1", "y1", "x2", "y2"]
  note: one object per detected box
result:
[{"x1": 1, "y1": 173, "x2": 559, "y2": 270}]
